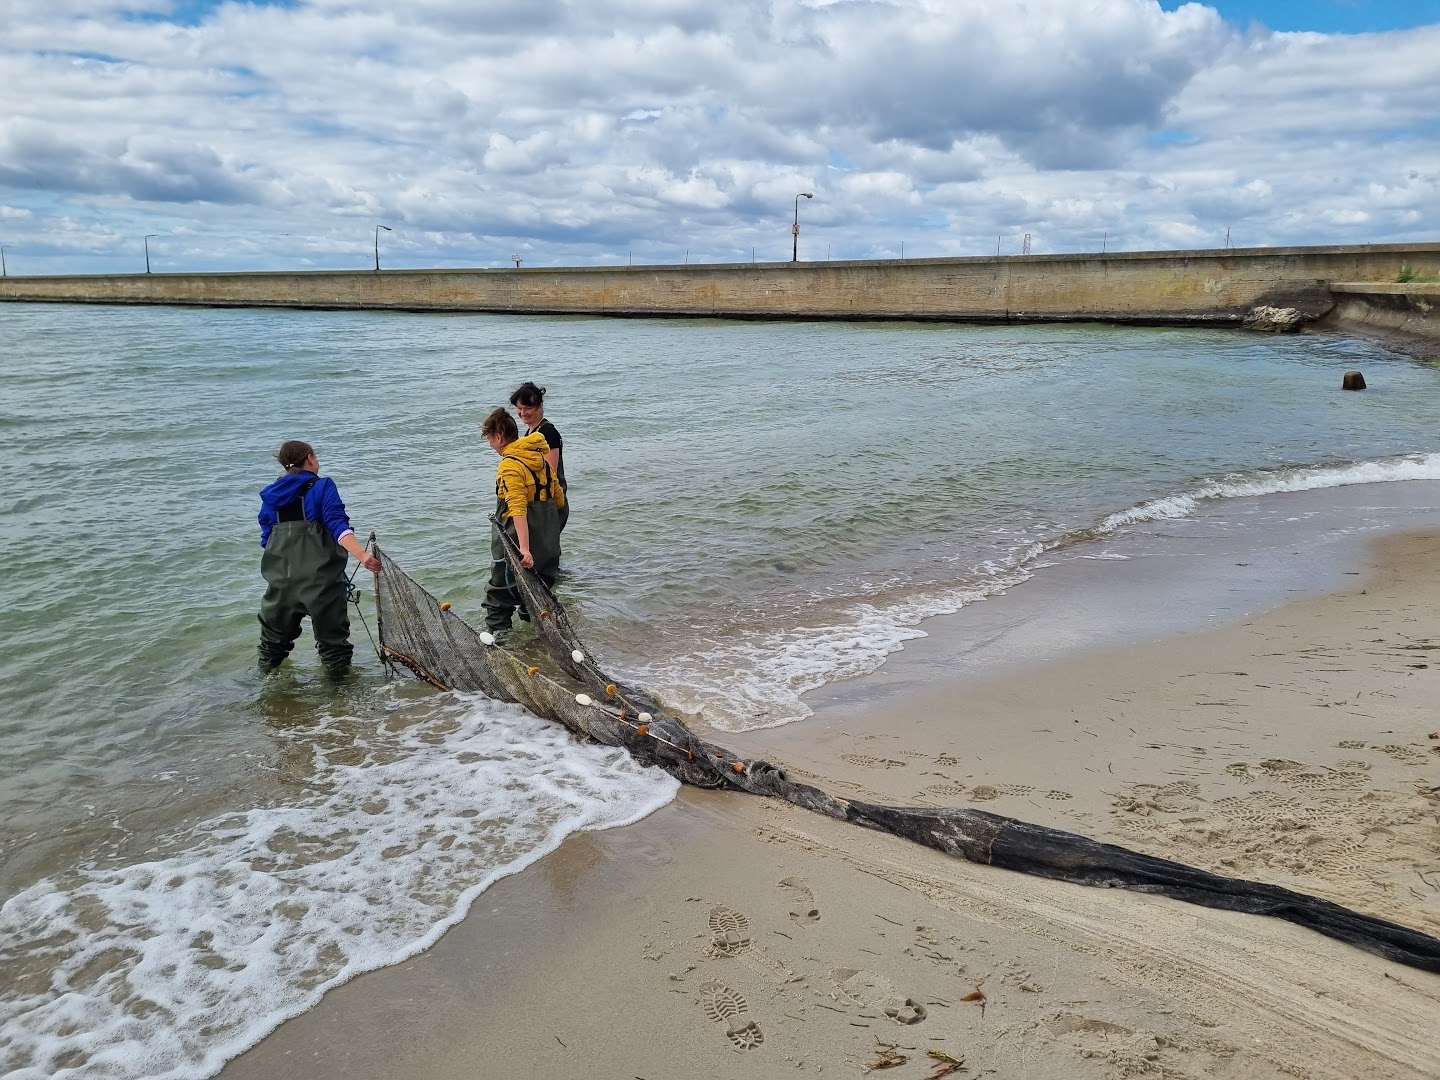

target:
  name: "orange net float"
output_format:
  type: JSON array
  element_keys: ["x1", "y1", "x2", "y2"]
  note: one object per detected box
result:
[
  {"x1": 527, "y1": 666, "x2": 539, "y2": 675},
  {"x1": 604, "y1": 683, "x2": 618, "y2": 697},
  {"x1": 731, "y1": 761, "x2": 746, "y2": 774},
  {"x1": 636, "y1": 724, "x2": 650, "y2": 738}
]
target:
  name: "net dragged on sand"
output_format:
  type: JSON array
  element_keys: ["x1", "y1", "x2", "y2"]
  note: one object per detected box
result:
[{"x1": 371, "y1": 530, "x2": 1440, "y2": 976}]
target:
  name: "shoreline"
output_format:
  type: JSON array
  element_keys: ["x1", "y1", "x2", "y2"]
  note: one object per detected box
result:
[
  {"x1": 221, "y1": 499, "x2": 1440, "y2": 1080},
  {"x1": 787, "y1": 477, "x2": 1440, "y2": 716}
]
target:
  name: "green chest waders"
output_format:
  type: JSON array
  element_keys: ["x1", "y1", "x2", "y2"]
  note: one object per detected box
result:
[
  {"x1": 525, "y1": 424, "x2": 569, "y2": 534},
  {"x1": 482, "y1": 458, "x2": 563, "y2": 632},
  {"x1": 257, "y1": 479, "x2": 353, "y2": 676}
]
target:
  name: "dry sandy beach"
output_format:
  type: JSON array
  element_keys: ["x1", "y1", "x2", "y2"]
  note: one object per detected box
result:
[{"x1": 223, "y1": 528, "x2": 1440, "y2": 1080}]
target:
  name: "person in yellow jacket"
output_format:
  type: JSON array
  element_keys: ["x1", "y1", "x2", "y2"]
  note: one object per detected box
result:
[{"x1": 480, "y1": 406, "x2": 566, "y2": 633}]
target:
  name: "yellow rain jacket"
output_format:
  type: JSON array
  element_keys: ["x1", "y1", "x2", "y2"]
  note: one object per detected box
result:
[{"x1": 494, "y1": 432, "x2": 567, "y2": 521}]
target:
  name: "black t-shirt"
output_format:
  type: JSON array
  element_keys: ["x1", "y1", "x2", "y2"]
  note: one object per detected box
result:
[{"x1": 529, "y1": 418, "x2": 566, "y2": 490}]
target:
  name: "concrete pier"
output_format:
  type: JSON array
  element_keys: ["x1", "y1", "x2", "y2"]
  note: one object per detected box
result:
[
  {"x1": 1322, "y1": 282, "x2": 1440, "y2": 352},
  {"x1": 3, "y1": 244, "x2": 1438, "y2": 333}
]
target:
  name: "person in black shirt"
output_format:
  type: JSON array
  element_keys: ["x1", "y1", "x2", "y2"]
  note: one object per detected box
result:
[{"x1": 509, "y1": 381, "x2": 568, "y2": 532}]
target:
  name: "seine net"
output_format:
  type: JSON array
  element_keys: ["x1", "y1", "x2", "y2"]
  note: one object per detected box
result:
[
  {"x1": 367, "y1": 532, "x2": 1440, "y2": 976},
  {"x1": 371, "y1": 536, "x2": 730, "y2": 785}
]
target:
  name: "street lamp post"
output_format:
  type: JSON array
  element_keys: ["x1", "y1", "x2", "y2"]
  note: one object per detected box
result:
[
  {"x1": 143, "y1": 234, "x2": 158, "y2": 274},
  {"x1": 791, "y1": 192, "x2": 813, "y2": 263},
  {"x1": 1, "y1": 244, "x2": 8, "y2": 277},
  {"x1": 374, "y1": 224, "x2": 392, "y2": 271}
]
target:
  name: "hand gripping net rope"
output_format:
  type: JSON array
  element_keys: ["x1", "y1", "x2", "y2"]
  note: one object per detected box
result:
[{"x1": 372, "y1": 529, "x2": 1440, "y2": 976}]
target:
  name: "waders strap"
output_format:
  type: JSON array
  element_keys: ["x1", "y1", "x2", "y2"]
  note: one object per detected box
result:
[
  {"x1": 499, "y1": 456, "x2": 555, "y2": 504},
  {"x1": 275, "y1": 477, "x2": 318, "y2": 523}
]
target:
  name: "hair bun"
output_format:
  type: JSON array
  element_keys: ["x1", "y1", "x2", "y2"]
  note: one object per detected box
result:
[
  {"x1": 276, "y1": 439, "x2": 315, "y2": 471},
  {"x1": 508, "y1": 381, "x2": 547, "y2": 408}
]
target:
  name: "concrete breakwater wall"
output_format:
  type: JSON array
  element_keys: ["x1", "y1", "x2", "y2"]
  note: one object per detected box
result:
[
  {"x1": 2, "y1": 243, "x2": 1439, "y2": 325},
  {"x1": 1322, "y1": 282, "x2": 1440, "y2": 352}
]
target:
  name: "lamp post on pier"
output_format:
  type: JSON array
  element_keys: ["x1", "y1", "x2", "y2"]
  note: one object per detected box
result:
[
  {"x1": 791, "y1": 192, "x2": 813, "y2": 263},
  {"x1": 1, "y1": 244, "x2": 8, "y2": 277},
  {"x1": 374, "y1": 224, "x2": 392, "y2": 271},
  {"x1": 143, "y1": 234, "x2": 157, "y2": 273}
]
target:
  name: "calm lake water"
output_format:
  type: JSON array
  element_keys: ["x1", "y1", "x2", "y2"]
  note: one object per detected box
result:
[{"x1": 3, "y1": 302, "x2": 1439, "y2": 1077}]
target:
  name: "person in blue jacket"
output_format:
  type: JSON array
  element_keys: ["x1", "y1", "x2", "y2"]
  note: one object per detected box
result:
[{"x1": 256, "y1": 439, "x2": 380, "y2": 678}]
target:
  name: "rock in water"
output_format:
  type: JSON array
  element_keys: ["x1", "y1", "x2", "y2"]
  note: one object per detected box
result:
[
  {"x1": 1342, "y1": 370, "x2": 1367, "y2": 390},
  {"x1": 1243, "y1": 305, "x2": 1308, "y2": 332}
]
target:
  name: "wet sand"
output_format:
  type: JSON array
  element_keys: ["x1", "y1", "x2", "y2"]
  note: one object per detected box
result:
[{"x1": 222, "y1": 527, "x2": 1440, "y2": 1080}]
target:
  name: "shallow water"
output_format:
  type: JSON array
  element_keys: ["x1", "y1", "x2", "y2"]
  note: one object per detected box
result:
[{"x1": 2, "y1": 302, "x2": 1439, "y2": 1076}]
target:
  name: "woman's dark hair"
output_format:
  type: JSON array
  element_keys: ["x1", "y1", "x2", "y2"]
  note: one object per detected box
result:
[
  {"x1": 481, "y1": 407, "x2": 518, "y2": 444},
  {"x1": 509, "y1": 382, "x2": 546, "y2": 408},
  {"x1": 276, "y1": 440, "x2": 315, "y2": 471}
]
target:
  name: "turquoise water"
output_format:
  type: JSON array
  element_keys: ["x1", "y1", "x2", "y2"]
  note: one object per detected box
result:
[{"x1": 3, "y1": 302, "x2": 1440, "y2": 1077}]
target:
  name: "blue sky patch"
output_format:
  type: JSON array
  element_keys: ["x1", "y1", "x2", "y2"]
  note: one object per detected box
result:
[
  {"x1": 125, "y1": 0, "x2": 298, "y2": 28},
  {"x1": 1161, "y1": 0, "x2": 1440, "y2": 34},
  {"x1": 1377, "y1": 118, "x2": 1440, "y2": 142}
]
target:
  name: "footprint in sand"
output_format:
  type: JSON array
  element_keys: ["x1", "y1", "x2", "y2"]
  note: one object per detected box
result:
[
  {"x1": 1159, "y1": 780, "x2": 1200, "y2": 799},
  {"x1": 1047, "y1": 1012, "x2": 1134, "y2": 1038},
  {"x1": 1044, "y1": 790, "x2": 1073, "y2": 801},
  {"x1": 699, "y1": 981, "x2": 765, "y2": 1051},
  {"x1": 1277, "y1": 767, "x2": 1369, "y2": 792},
  {"x1": 707, "y1": 905, "x2": 753, "y2": 957},
  {"x1": 1224, "y1": 761, "x2": 1256, "y2": 783},
  {"x1": 829, "y1": 968, "x2": 927, "y2": 1026},
  {"x1": 935, "y1": 753, "x2": 961, "y2": 766},
  {"x1": 997, "y1": 783, "x2": 1035, "y2": 796},
  {"x1": 1210, "y1": 791, "x2": 1302, "y2": 827},
  {"x1": 1374, "y1": 744, "x2": 1428, "y2": 766},
  {"x1": 778, "y1": 876, "x2": 821, "y2": 925},
  {"x1": 1337, "y1": 740, "x2": 1367, "y2": 750},
  {"x1": 1257, "y1": 758, "x2": 1307, "y2": 776},
  {"x1": 1110, "y1": 780, "x2": 1205, "y2": 823},
  {"x1": 968, "y1": 785, "x2": 999, "y2": 801},
  {"x1": 841, "y1": 753, "x2": 907, "y2": 770}
]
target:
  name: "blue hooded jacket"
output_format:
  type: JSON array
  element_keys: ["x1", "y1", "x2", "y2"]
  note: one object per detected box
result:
[{"x1": 258, "y1": 471, "x2": 355, "y2": 548}]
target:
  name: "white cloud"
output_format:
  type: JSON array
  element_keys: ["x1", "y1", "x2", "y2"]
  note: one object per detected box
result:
[{"x1": 0, "y1": 0, "x2": 1435, "y2": 273}]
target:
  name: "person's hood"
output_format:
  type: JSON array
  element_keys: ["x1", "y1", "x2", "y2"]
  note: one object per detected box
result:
[
  {"x1": 502, "y1": 431, "x2": 550, "y2": 471},
  {"x1": 259, "y1": 471, "x2": 318, "y2": 511}
]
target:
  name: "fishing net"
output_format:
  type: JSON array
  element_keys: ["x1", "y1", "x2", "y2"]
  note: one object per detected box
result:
[
  {"x1": 372, "y1": 532, "x2": 734, "y2": 787},
  {"x1": 371, "y1": 528, "x2": 1440, "y2": 976}
]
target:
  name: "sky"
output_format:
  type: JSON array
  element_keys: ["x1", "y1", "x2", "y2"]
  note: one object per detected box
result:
[{"x1": 1, "y1": 0, "x2": 1437, "y2": 274}]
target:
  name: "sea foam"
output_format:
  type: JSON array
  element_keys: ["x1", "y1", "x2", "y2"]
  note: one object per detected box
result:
[
  {"x1": 1099, "y1": 452, "x2": 1440, "y2": 532},
  {"x1": 0, "y1": 692, "x2": 678, "y2": 1079},
  {"x1": 632, "y1": 452, "x2": 1440, "y2": 731}
]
